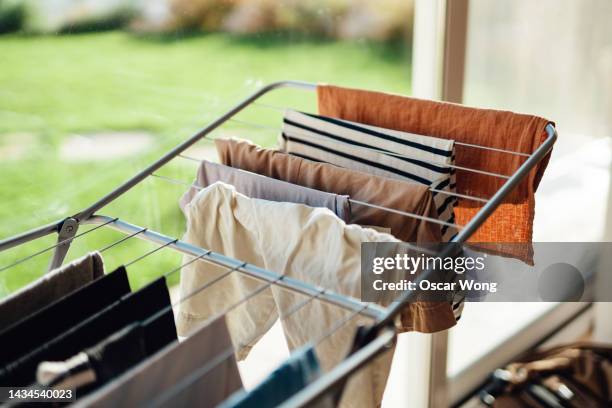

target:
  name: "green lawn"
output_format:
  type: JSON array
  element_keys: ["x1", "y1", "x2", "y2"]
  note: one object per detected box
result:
[{"x1": 0, "y1": 31, "x2": 411, "y2": 296}]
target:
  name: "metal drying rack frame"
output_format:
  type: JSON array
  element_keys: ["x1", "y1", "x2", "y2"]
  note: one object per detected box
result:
[{"x1": 0, "y1": 80, "x2": 557, "y2": 407}]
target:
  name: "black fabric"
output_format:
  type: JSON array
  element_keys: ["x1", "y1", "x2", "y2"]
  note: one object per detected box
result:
[
  {"x1": 0, "y1": 267, "x2": 130, "y2": 367},
  {"x1": 87, "y1": 308, "x2": 177, "y2": 385},
  {"x1": 0, "y1": 274, "x2": 171, "y2": 387},
  {"x1": 86, "y1": 323, "x2": 147, "y2": 385},
  {"x1": 141, "y1": 308, "x2": 178, "y2": 355},
  {"x1": 7, "y1": 311, "x2": 177, "y2": 408}
]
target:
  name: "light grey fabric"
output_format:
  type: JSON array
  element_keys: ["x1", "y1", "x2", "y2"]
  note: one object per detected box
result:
[
  {"x1": 0, "y1": 251, "x2": 105, "y2": 330},
  {"x1": 179, "y1": 160, "x2": 351, "y2": 223},
  {"x1": 73, "y1": 315, "x2": 242, "y2": 408}
]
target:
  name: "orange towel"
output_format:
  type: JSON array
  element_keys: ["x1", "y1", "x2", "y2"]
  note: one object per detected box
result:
[{"x1": 318, "y1": 85, "x2": 554, "y2": 264}]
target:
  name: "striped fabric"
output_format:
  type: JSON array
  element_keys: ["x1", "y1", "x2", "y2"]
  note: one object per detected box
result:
[{"x1": 279, "y1": 109, "x2": 458, "y2": 241}]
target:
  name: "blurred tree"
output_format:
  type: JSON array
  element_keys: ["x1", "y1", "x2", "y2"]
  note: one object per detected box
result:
[{"x1": 0, "y1": 0, "x2": 25, "y2": 33}]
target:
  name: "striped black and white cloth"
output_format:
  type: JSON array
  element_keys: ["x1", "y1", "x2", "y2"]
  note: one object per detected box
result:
[{"x1": 279, "y1": 109, "x2": 458, "y2": 241}]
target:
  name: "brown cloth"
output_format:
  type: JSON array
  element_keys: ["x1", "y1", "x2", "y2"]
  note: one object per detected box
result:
[
  {"x1": 0, "y1": 251, "x2": 105, "y2": 330},
  {"x1": 317, "y1": 85, "x2": 554, "y2": 264},
  {"x1": 492, "y1": 342, "x2": 612, "y2": 407},
  {"x1": 215, "y1": 138, "x2": 456, "y2": 333},
  {"x1": 215, "y1": 138, "x2": 441, "y2": 244}
]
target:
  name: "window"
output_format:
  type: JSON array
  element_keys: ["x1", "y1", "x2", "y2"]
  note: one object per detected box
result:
[
  {"x1": 0, "y1": 0, "x2": 415, "y2": 291},
  {"x1": 447, "y1": 0, "x2": 612, "y2": 403}
]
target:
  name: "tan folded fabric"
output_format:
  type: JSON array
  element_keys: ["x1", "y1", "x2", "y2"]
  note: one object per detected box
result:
[
  {"x1": 317, "y1": 85, "x2": 554, "y2": 264},
  {"x1": 0, "y1": 251, "x2": 105, "y2": 330},
  {"x1": 215, "y1": 138, "x2": 441, "y2": 244},
  {"x1": 215, "y1": 138, "x2": 456, "y2": 333}
]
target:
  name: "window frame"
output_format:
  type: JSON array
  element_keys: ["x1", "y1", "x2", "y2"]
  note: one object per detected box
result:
[{"x1": 410, "y1": 1, "x2": 593, "y2": 406}]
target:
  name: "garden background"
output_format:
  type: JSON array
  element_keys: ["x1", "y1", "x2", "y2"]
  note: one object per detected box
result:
[{"x1": 0, "y1": 0, "x2": 414, "y2": 293}]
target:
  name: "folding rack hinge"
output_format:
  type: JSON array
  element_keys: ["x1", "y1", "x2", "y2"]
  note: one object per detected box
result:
[{"x1": 47, "y1": 217, "x2": 79, "y2": 273}]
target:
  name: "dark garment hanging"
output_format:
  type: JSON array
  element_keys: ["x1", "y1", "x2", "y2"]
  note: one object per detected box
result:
[
  {"x1": 219, "y1": 345, "x2": 326, "y2": 408},
  {"x1": 75, "y1": 315, "x2": 241, "y2": 408},
  {"x1": 4, "y1": 311, "x2": 177, "y2": 408},
  {"x1": 0, "y1": 267, "x2": 131, "y2": 368},
  {"x1": 0, "y1": 272, "x2": 174, "y2": 387},
  {"x1": 37, "y1": 308, "x2": 177, "y2": 397},
  {"x1": 0, "y1": 252, "x2": 105, "y2": 331}
]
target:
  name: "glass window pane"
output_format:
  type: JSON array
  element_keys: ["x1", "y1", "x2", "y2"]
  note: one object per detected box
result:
[
  {"x1": 448, "y1": 0, "x2": 612, "y2": 383},
  {"x1": 0, "y1": 0, "x2": 414, "y2": 289}
]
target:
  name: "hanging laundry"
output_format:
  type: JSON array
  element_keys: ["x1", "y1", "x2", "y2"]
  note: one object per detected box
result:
[
  {"x1": 215, "y1": 138, "x2": 463, "y2": 322},
  {"x1": 36, "y1": 308, "x2": 176, "y2": 396},
  {"x1": 0, "y1": 266, "x2": 131, "y2": 368},
  {"x1": 317, "y1": 84, "x2": 554, "y2": 264},
  {"x1": 177, "y1": 182, "x2": 457, "y2": 408},
  {"x1": 219, "y1": 344, "x2": 331, "y2": 408},
  {"x1": 73, "y1": 316, "x2": 242, "y2": 408},
  {"x1": 279, "y1": 109, "x2": 458, "y2": 241},
  {"x1": 180, "y1": 160, "x2": 351, "y2": 223},
  {"x1": 0, "y1": 251, "x2": 105, "y2": 330},
  {"x1": 0, "y1": 270, "x2": 174, "y2": 387},
  {"x1": 214, "y1": 138, "x2": 441, "y2": 244}
]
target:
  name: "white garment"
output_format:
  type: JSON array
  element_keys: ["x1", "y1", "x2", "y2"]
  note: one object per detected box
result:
[{"x1": 177, "y1": 182, "x2": 397, "y2": 408}]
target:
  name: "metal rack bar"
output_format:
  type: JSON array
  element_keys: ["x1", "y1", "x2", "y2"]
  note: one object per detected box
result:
[
  {"x1": 0, "y1": 217, "x2": 118, "y2": 273},
  {"x1": 82, "y1": 215, "x2": 385, "y2": 321},
  {"x1": 47, "y1": 217, "x2": 79, "y2": 271},
  {"x1": 451, "y1": 124, "x2": 556, "y2": 244},
  {"x1": 0, "y1": 82, "x2": 315, "y2": 264},
  {"x1": 279, "y1": 328, "x2": 397, "y2": 408},
  {"x1": 0, "y1": 219, "x2": 63, "y2": 253},
  {"x1": 149, "y1": 289, "x2": 373, "y2": 407},
  {"x1": 73, "y1": 81, "x2": 316, "y2": 223},
  {"x1": 371, "y1": 123, "x2": 557, "y2": 331}
]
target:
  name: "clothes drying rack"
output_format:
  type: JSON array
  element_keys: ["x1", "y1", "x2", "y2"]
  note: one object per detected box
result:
[{"x1": 0, "y1": 80, "x2": 557, "y2": 407}]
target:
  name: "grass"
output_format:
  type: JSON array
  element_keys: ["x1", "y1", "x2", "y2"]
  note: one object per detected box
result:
[{"x1": 0, "y1": 30, "x2": 411, "y2": 296}]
